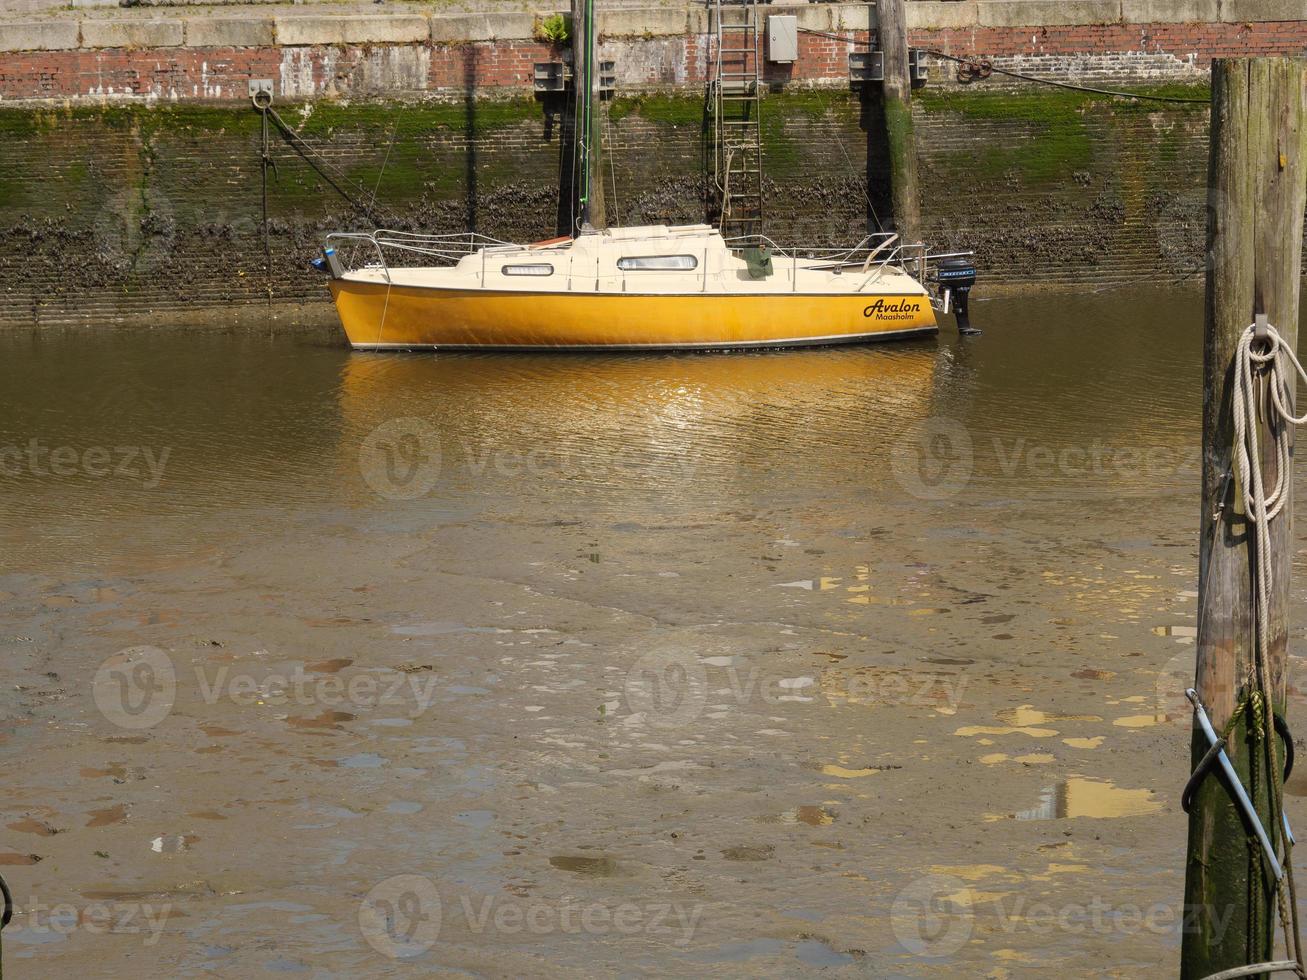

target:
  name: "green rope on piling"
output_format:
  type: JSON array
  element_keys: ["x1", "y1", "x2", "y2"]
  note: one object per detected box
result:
[
  {"x1": 1213, "y1": 690, "x2": 1280, "y2": 966},
  {"x1": 1249, "y1": 695, "x2": 1267, "y2": 965}
]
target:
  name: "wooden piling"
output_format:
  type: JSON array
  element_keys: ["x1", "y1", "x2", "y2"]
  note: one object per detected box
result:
[
  {"x1": 1184, "y1": 57, "x2": 1307, "y2": 978},
  {"x1": 876, "y1": 0, "x2": 919, "y2": 243}
]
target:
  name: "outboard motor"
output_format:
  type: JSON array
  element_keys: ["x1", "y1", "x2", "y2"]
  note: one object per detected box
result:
[{"x1": 936, "y1": 256, "x2": 979, "y2": 335}]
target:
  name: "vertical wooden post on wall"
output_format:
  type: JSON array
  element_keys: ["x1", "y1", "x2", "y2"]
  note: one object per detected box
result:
[
  {"x1": 1183, "y1": 57, "x2": 1307, "y2": 979},
  {"x1": 876, "y1": 0, "x2": 919, "y2": 243}
]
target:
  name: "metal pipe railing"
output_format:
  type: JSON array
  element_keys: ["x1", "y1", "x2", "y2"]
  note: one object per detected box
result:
[{"x1": 324, "y1": 229, "x2": 973, "y2": 296}]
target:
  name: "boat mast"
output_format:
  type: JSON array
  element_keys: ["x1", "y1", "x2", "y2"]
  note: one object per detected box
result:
[{"x1": 572, "y1": 0, "x2": 605, "y2": 230}]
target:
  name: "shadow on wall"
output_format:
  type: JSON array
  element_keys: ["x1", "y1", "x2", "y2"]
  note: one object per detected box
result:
[
  {"x1": 556, "y1": 86, "x2": 578, "y2": 237},
  {"x1": 858, "y1": 88, "x2": 894, "y2": 236},
  {"x1": 464, "y1": 45, "x2": 478, "y2": 235}
]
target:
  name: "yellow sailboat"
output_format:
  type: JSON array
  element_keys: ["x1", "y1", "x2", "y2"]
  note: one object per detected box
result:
[
  {"x1": 322, "y1": 225, "x2": 971, "y2": 351},
  {"x1": 316, "y1": 0, "x2": 976, "y2": 352}
]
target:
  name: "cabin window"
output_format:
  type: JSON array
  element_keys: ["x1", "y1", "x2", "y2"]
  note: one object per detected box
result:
[
  {"x1": 502, "y1": 263, "x2": 554, "y2": 277},
  {"x1": 616, "y1": 254, "x2": 698, "y2": 272}
]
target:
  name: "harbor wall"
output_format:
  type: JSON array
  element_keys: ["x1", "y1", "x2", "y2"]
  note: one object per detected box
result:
[
  {"x1": 0, "y1": 0, "x2": 1293, "y2": 324},
  {"x1": 0, "y1": 86, "x2": 1213, "y2": 324}
]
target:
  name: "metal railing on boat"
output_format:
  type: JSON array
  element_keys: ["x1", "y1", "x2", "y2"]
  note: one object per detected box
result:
[
  {"x1": 724, "y1": 232, "x2": 973, "y2": 278},
  {"x1": 324, "y1": 228, "x2": 972, "y2": 302},
  {"x1": 325, "y1": 230, "x2": 521, "y2": 283}
]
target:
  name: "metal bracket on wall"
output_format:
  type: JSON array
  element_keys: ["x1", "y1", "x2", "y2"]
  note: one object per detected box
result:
[
  {"x1": 909, "y1": 49, "x2": 928, "y2": 88},
  {"x1": 533, "y1": 63, "x2": 568, "y2": 93},
  {"x1": 248, "y1": 79, "x2": 274, "y2": 107},
  {"x1": 847, "y1": 50, "x2": 927, "y2": 90},
  {"x1": 849, "y1": 50, "x2": 884, "y2": 87}
]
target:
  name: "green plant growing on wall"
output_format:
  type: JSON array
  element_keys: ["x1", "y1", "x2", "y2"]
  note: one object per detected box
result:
[{"x1": 534, "y1": 14, "x2": 570, "y2": 46}]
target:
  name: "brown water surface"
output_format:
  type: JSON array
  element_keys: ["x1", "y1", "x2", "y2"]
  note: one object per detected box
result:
[{"x1": 0, "y1": 287, "x2": 1301, "y2": 975}]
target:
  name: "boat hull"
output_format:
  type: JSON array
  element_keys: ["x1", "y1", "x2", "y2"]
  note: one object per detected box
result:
[{"x1": 329, "y1": 280, "x2": 938, "y2": 351}]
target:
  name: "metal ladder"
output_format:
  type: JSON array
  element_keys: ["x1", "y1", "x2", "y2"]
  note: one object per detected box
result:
[{"x1": 710, "y1": 0, "x2": 763, "y2": 240}]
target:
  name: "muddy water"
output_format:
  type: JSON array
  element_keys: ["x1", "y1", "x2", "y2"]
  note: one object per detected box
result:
[{"x1": 0, "y1": 287, "x2": 1303, "y2": 976}]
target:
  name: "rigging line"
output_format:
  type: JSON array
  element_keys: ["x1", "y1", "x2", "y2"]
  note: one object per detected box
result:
[
  {"x1": 368, "y1": 117, "x2": 400, "y2": 218},
  {"x1": 793, "y1": 27, "x2": 1210, "y2": 104},
  {"x1": 265, "y1": 107, "x2": 398, "y2": 225},
  {"x1": 575, "y1": 0, "x2": 595, "y2": 226},
  {"x1": 830, "y1": 119, "x2": 883, "y2": 233},
  {"x1": 603, "y1": 99, "x2": 621, "y2": 226},
  {"x1": 569, "y1": 51, "x2": 581, "y2": 234},
  {"x1": 585, "y1": 0, "x2": 598, "y2": 223}
]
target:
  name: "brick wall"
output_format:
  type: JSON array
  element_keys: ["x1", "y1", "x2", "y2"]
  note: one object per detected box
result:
[
  {"x1": 915, "y1": 21, "x2": 1307, "y2": 77},
  {"x1": 0, "y1": 17, "x2": 1304, "y2": 103}
]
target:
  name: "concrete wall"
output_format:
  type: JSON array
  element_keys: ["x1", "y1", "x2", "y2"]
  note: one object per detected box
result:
[{"x1": 0, "y1": 1, "x2": 1303, "y2": 104}]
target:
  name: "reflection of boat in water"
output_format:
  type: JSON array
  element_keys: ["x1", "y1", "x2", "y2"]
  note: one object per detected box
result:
[
  {"x1": 337, "y1": 346, "x2": 939, "y2": 497},
  {"x1": 338, "y1": 344, "x2": 938, "y2": 428}
]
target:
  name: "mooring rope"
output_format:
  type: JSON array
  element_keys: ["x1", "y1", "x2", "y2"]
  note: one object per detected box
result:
[
  {"x1": 1225, "y1": 319, "x2": 1307, "y2": 979},
  {"x1": 793, "y1": 27, "x2": 1210, "y2": 105},
  {"x1": 257, "y1": 97, "x2": 275, "y2": 308},
  {"x1": 919, "y1": 49, "x2": 1212, "y2": 104},
  {"x1": 263, "y1": 106, "x2": 401, "y2": 227}
]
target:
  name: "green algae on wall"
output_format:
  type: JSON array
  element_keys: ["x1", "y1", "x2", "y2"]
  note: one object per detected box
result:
[
  {"x1": 918, "y1": 84, "x2": 1210, "y2": 184},
  {"x1": 0, "y1": 84, "x2": 1220, "y2": 324}
]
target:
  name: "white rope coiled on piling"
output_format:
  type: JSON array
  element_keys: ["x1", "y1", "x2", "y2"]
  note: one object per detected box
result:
[
  {"x1": 1233, "y1": 321, "x2": 1307, "y2": 527},
  {"x1": 1228, "y1": 319, "x2": 1307, "y2": 978}
]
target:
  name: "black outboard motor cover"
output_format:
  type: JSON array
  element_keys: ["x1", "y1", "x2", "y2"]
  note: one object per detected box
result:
[{"x1": 937, "y1": 256, "x2": 979, "y2": 335}]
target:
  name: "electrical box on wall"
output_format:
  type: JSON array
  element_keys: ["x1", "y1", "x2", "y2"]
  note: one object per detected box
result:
[{"x1": 767, "y1": 15, "x2": 798, "y2": 64}]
